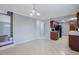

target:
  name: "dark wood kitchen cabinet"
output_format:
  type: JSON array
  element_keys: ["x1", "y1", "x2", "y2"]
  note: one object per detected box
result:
[
  {"x1": 77, "y1": 12, "x2": 79, "y2": 27},
  {"x1": 69, "y1": 35, "x2": 79, "y2": 52},
  {"x1": 68, "y1": 12, "x2": 79, "y2": 52},
  {"x1": 50, "y1": 32, "x2": 58, "y2": 40},
  {"x1": 70, "y1": 22, "x2": 76, "y2": 31},
  {"x1": 50, "y1": 21, "x2": 53, "y2": 28},
  {"x1": 50, "y1": 21, "x2": 59, "y2": 28}
]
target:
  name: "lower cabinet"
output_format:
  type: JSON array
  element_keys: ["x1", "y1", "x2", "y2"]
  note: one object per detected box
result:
[
  {"x1": 69, "y1": 35, "x2": 79, "y2": 52},
  {"x1": 50, "y1": 32, "x2": 58, "y2": 40}
]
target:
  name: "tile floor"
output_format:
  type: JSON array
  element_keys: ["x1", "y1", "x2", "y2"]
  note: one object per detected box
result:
[{"x1": 0, "y1": 36, "x2": 79, "y2": 55}]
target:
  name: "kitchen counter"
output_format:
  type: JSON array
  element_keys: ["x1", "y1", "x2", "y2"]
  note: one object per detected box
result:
[
  {"x1": 69, "y1": 31, "x2": 79, "y2": 36},
  {"x1": 50, "y1": 31, "x2": 58, "y2": 32},
  {"x1": 50, "y1": 31, "x2": 58, "y2": 40},
  {"x1": 69, "y1": 31, "x2": 79, "y2": 52}
]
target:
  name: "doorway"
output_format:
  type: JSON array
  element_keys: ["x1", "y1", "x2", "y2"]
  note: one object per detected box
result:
[{"x1": 36, "y1": 20, "x2": 45, "y2": 39}]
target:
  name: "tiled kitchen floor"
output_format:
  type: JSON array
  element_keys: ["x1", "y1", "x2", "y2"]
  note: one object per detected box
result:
[{"x1": 0, "y1": 36, "x2": 79, "y2": 55}]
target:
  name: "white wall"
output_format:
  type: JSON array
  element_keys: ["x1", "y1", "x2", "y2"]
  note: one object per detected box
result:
[
  {"x1": 44, "y1": 20, "x2": 50, "y2": 40},
  {"x1": 60, "y1": 22, "x2": 69, "y2": 36},
  {"x1": 13, "y1": 13, "x2": 36, "y2": 44},
  {"x1": 36, "y1": 20, "x2": 45, "y2": 39},
  {"x1": 36, "y1": 20, "x2": 41, "y2": 39}
]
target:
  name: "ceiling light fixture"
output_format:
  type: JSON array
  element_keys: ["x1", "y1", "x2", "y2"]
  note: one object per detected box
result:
[
  {"x1": 70, "y1": 17, "x2": 77, "y2": 20},
  {"x1": 30, "y1": 4, "x2": 40, "y2": 17}
]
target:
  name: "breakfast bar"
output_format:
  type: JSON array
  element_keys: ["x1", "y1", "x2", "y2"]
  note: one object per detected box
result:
[{"x1": 69, "y1": 31, "x2": 79, "y2": 52}]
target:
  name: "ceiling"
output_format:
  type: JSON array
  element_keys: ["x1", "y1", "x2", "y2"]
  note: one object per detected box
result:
[{"x1": 0, "y1": 4, "x2": 79, "y2": 20}]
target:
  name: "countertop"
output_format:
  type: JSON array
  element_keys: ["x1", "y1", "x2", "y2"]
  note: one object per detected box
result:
[
  {"x1": 50, "y1": 31, "x2": 58, "y2": 32},
  {"x1": 69, "y1": 31, "x2": 79, "y2": 36}
]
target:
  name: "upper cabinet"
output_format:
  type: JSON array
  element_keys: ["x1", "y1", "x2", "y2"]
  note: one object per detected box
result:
[
  {"x1": 69, "y1": 20, "x2": 77, "y2": 31},
  {"x1": 77, "y1": 12, "x2": 79, "y2": 27},
  {"x1": 50, "y1": 20, "x2": 59, "y2": 28},
  {"x1": 50, "y1": 21, "x2": 53, "y2": 28}
]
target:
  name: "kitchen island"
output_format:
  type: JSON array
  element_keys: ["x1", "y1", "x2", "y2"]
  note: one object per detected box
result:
[
  {"x1": 69, "y1": 31, "x2": 79, "y2": 52},
  {"x1": 50, "y1": 31, "x2": 59, "y2": 40}
]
